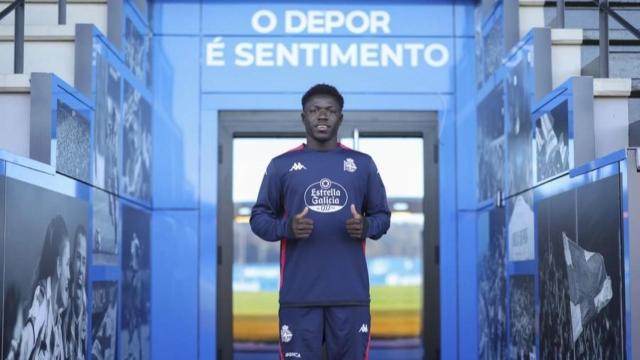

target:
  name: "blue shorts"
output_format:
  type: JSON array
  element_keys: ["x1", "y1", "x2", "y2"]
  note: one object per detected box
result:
[{"x1": 278, "y1": 306, "x2": 371, "y2": 360}]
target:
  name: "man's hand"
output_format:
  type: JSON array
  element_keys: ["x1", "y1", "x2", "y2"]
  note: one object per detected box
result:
[
  {"x1": 290, "y1": 207, "x2": 314, "y2": 239},
  {"x1": 346, "y1": 204, "x2": 365, "y2": 240}
]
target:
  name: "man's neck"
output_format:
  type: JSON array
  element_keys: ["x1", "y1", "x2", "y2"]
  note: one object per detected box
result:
[{"x1": 306, "y1": 138, "x2": 338, "y2": 151}]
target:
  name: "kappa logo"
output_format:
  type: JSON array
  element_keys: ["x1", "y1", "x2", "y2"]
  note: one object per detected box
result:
[
  {"x1": 289, "y1": 162, "x2": 307, "y2": 172},
  {"x1": 344, "y1": 158, "x2": 357, "y2": 172},
  {"x1": 285, "y1": 352, "x2": 302, "y2": 358},
  {"x1": 281, "y1": 325, "x2": 293, "y2": 343},
  {"x1": 359, "y1": 324, "x2": 369, "y2": 334}
]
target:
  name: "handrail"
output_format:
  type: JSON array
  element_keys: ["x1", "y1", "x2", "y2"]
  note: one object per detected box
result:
[
  {"x1": 556, "y1": 0, "x2": 640, "y2": 77},
  {"x1": 595, "y1": 0, "x2": 640, "y2": 77},
  {"x1": 0, "y1": 0, "x2": 22, "y2": 21},
  {"x1": 599, "y1": 0, "x2": 610, "y2": 77},
  {"x1": 0, "y1": 0, "x2": 66, "y2": 24},
  {"x1": 596, "y1": 0, "x2": 640, "y2": 40},
  {"x1": 0, "y1": 0, "x2": 24, "y2": 73},
  {"x1": 0, "y1": 0, "x2": 67, "y2": 73},
  {"x1": 557, "y1": 0, "x2": 566, "y2": 28},
  {"x1": 59, "y1": 0, "x2": 66, "y2": 24}
]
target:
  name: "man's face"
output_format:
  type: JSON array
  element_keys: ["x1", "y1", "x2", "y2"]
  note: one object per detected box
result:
[
  {"x1": 301, "y1": 94, "x2": 343, "y2": 143},
  {"x1": 74, "y1": 234, "x2": 87, "y2": 291},
  {"x1": 58, "y1": 240, "x2": 71, "y2": 308}
]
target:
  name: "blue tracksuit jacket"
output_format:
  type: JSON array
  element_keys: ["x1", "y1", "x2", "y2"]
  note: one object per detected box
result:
[{"x1": 250, "y1": 143, "x2": 391, "y2": 307}]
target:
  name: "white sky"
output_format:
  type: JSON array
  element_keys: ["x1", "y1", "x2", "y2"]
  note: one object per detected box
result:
[{"x1": 233, "y1": 137, "x2": 424, "y2": 202}]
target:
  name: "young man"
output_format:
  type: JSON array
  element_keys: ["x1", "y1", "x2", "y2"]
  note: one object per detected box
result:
[
  {"x1": 6, "y1": 216, "x2": 72, "y2": 360},
  {"x1": 250, "y1": 84, "x2": 391, "y2": 359},
  {"x1": 66, "y1": 225, "x2": 88, "y2": 360}
]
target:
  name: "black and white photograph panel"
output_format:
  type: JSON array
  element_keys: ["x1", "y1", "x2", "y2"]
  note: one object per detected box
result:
[
  {"x1": 121, "y1": 203, "x2": 151, "y2": 360},
  {"x1": 506, "y1": 49, "x2": 533, "y2": 196},
  {"x1": 57, "y1": 99, "x2": 91, "y2": 183},
  {"x1": 483, "y1": 15, "x2": 504, "y2": 83},
  {"x1": 124, "y1": 17, "x2": 151, "y2": 88},
  {"x1": 538, "y1": 183, "x2": 575, "y2": 359},
  {"x1": 507, "y1": 192, "x2": 534, "y2": 262},
  {"x1": 574, "y1": 175, "x2": 624, "y2": 358},
  {"x1": 538, "y1": 175, "x2": 624, "y2": 358},
  {"x1": 477, "y1": 83, "x2": 505, "y2": 203},
  {"x1": 509, "y1": 275, "x2": 535, "y2": 360},
  {"x1": 535, "y1": 100, "x2": 569, "y2": 183},
  {"x1": 477, "y1": 207, "x2": 507, "y2": 359},
  {"x1": 93, "y1": 188, "x2": 119, "y2": 266},
  {"x1": 95, "y1": 54, "x2": 121, "y2": 193},
  {"x1": 475, "y1": 23, "x2": 484, "y2": 89},
  {"x1": 2, "y1": 178, "x2": 88, "y2": 360},
  {"x1": 91, "y1": 281, "x2": 118, "y2": 360},
  {"x1": 123, "y1": 80, "x2": 152, "y2": 204}
]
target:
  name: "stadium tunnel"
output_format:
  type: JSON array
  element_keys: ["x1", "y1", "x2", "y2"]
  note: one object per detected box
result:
[{"x1": 1, "y1": 0, "x2": 639, "y2": 359}]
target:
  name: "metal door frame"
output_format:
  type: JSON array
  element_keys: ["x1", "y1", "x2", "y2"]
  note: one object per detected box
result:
[{"x1": 217, "y1": 110, "x2": 440, "y2": 359}]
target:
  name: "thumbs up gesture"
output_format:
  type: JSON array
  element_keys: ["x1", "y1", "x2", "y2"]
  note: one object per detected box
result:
[
  {"x1": 346, "y1": 204, "x2": 365, "y2": 240},
  {"x1": 290, "y1": 207, "x2": 314, "y2": 240}
]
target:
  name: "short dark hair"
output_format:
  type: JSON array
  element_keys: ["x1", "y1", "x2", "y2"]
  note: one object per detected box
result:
[
  {"x1": 73, "y1": 224, "x2": 87, "y2": 253},
  {"x1": 301, "y1": 84, "x2": 344, "y2": 110},
  {"x1": 35, "y1": 215, "x2": 69, "y2": 287}
]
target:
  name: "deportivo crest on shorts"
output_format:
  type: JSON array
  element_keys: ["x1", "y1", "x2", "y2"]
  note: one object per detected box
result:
[{"x1": 281, "y1": 325, "x2": 293, "y2": 343}]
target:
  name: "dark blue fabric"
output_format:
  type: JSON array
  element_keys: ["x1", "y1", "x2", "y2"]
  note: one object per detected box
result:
[
  {"x1": 278, "y1": 306, "x2": 371, "y2": 360},
  {"x1": 251, "y1": 144, "x2": 391, "y2": 306}
]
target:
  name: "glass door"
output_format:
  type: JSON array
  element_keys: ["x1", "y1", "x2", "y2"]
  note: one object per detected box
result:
[
  {"x1": 344, "y1": 137, "x2": 425, "y2": 358},
  {"x1": 232, "y1": 138, "x2": 304, "y2": 356},
  {"x1": 218, "y1": 111, "x2": 439, "y2": 360}
]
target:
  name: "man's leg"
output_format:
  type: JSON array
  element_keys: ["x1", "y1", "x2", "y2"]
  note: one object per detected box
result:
[
  {"x1": 324, "y1": 306, "x2": 371, "y2": 360},
  {"x1": 279, "y1": 306, "x2": 323, "y2": 360}
]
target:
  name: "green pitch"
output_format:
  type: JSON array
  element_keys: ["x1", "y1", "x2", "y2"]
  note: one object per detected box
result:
[
  {"x1": 233, "y1": 285, "x2": 421, "y2": 315},
  {"x1": 233, "y1": 285, "x2": 422, "y2": 340}
]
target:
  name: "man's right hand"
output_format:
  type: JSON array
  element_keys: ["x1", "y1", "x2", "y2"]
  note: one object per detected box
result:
[{"x1": 290, "y1": 207, "x2": 314, "y2": 239}]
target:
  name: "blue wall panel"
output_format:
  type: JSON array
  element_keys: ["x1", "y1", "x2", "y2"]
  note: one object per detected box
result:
[
  {"x1": 152, "y1": 0, "x2": 202, "y2": 35},
  {"x1": 455, "y1": 37, "x2": 477, "y2": 210},
  {"x1": 438, "y1": 97, "x2": 459, "y2": 360},
  {"x1": 450, "y1": 35, "x2": 478, "y2": 360},
  {"x1": 457, "y1": 211, "x2": 478, "y2": 359},
  {"x1": 153, "y1": 36, "x2": 200, "y2": 209},
  {"x1": 200, "y1": 36, "x2": 454, "y2": 93},
  {"x1": 202, "y1": 92, "x2": 453, "y2": 112},
  {"x1": 454, "y1": 0, "x2": 475, "y2": 37},
  {"x1": 199, "y1": 109, "x2": 218, "y2": 360},
  {"x1": 152, "y1": 210, "x2": 199, "y2": 359}
]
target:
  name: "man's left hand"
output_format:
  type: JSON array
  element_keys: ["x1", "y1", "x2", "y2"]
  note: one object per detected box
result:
[{"x1": 346, "y1": 204, "x2": 365, "y2": 239}]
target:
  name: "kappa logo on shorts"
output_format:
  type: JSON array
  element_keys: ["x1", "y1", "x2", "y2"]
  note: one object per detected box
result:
[
  {"x1": 359, "y1": 323, "x2": 369, "y2": 334},
  {"x1": 281, "y1": 325, "x2": 293, "y2": 343},
  {"x1": 285, "y1": 352, "x2": 302, "y2": 358}
]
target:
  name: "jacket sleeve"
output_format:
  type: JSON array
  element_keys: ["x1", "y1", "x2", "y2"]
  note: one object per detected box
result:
[
  {"x1": 363, "y1": 158, "x2": 391, "y2": 240},
  {"x1": 250, "y1": 160, "x2": 290, "y2": 242}
]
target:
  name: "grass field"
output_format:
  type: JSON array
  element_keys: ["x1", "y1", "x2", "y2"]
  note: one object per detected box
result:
[{"x1": 233, "y1": 285, "x2": 421, "y2": 342}]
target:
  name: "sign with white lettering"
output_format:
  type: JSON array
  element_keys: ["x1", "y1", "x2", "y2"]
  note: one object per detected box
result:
[
  {"x1": 201, "y1": 36, "x2": 453, "y2": 93},
  {"x1": 206, "y1": 37, "x2": 450, "y2": 68},
  {"x1": 200, "y1": 5, "x2": 454, "y2": 93},
  {"x1": 250, "y1": 9, "x2": 392, "y2": 35}
]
